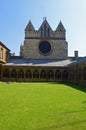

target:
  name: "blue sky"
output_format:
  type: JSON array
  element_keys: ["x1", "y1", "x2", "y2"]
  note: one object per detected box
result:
[{"x1": 0, "y1": 0, "x2": 86, "y2": 56}]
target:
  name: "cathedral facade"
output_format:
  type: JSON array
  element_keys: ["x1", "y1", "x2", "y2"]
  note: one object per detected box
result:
[
  {"x1": 0, "y1": 19, "x2": 86, "y2": 87},
  {"x1": 20, "y1": 19, "x2": 68, "y2": 59}
]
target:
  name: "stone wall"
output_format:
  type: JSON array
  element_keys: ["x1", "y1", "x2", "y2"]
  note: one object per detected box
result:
[
  {"x1": 0, "y1": 44, "x2": 9, "y2": 63},
  {"x1": 22, "y1": 39, "x2": 68, "y2": 59},
  {"x1": 68, "y1": 61, "x2": 86, "y2": 87},
  {"x1": 20, "y1": 20, "x2": 68, "y2": 59}
]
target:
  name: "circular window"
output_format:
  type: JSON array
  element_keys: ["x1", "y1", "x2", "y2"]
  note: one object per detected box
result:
[{"x1": 39, "y1": 41, "x2": 51, "y2": 54}]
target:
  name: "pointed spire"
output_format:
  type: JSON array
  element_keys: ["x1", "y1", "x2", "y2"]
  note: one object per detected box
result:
[
  {"x1": 56, "y1": 21, "x2": 66, "y2": 32},
  {"x1": 20, "y1": 43, "x2": 22, "y2": 49},
  {"x1": 38, "y1": 18, "x2": 52, "y2": 31},
  {"x1": 20, "y1": 43, "x2": 23, "y2": 57},
  {"x1": 25, "y1": 20, "x2": 35, "y2": 31}
]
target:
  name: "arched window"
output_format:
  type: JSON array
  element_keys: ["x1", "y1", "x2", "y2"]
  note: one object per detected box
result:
[
  {"x1": 44, "y1": 23, "x2": 46, "y2": 37},
  {"x1": 55, "y1": 70, "x2": 61, "y2": 80},
  {"x1": 47, "y1": 28, "x2": 50, "y2": 37},
  {"x1": 0, "y1": 48, "x2": 3, "y2": 59},
  {"x1": 40, "y1": 70, "x2": 46, "y2": 79},
  {"x1": 47, "y1": 70, "x2": 54, "y2": 79},
  {"x1": 3, "y1": 69, "x2": 9, "y2": 78},
  {"x1": 18, "y1": 69, "x2": 24, "y2": 78},
  {"x1": 26, "y1": 70, "x2": 32, "y2": 78},
  {"x1": 62, "y1": 70, "x2": 68, "y2": 80},
  {"x1": 11, "y1": 69, "x2": 17, "y2": 78},
  {"x1": 33, "y1": 70, "x2": 39, "y2": 78}
]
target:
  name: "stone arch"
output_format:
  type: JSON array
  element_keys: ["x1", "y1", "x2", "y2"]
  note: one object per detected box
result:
[
  {"x1": 33, "y1": 69, "x2": 39, "y2": 79},
  {"x1": 18, "y1": 69, "x2": 24, "y2": 78},
  {"x1": 40, "y1": 70, "x2": 46, "y2": 79},
  {"x1": 55, "y1": 69, "x2": 61, "y2": 80},
  {"x1": 62, "y1": 69, "x2": 68, "y2": 80},
  {"x1": 26, "y1": 69, "x2": 32, "y2": 78},
  {"x1": 3, "y1": 68, "x2": 9, "y2": 78},
  {"x1": 11, "y1": 69, "x2": 17, "y2": 78},
  {"x1": 47, "y1": 70, "x2": 54, "y2": 79}
]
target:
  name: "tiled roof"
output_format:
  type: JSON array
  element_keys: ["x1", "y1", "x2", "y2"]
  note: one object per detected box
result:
[{"x1": 68, "y1": 57, "x2": 86, "y2": 66}]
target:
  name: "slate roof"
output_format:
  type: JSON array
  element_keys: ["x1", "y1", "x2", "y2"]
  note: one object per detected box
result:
[
  {"x1": 68, "y1": 57, "x2": 86, "y2": 66},
  {"x1": 4, "y1": 56, "x2": 86, "y2": 67},
  {"x1": 4, "y1": 58, "x2": 76, "y2": 67}
]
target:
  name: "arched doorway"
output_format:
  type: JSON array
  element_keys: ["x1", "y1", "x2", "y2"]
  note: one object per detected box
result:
[
  {"x1": 47, "y1": 70, "x2": 54, "y2": 79},
  {"x1": 40, "y1": 70, "x2": 46, "y2": 79},
  {"x1": 18, "y1": 69, "x2": 24, "y2": 78},
  {"x1": 3, "y1": 68, "x2": 9, "y2": 78},
  {"x1": 26, "y1": 70, "x2": 32, "y2": 79},
  {"x1": 62, "y1": 70, "x2": 68, "y2": 80},
  {"x1": 33, "y1": 70, "x2": 39, "y2": 79},
  {"x1": 11, "y1": 69, "x2": 17, "y2": 78},
  {"x1": 55, "y1": 70, "x2": 61, "y2": 80}
]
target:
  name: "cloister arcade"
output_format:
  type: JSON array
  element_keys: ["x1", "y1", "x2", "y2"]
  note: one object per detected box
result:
[
  {"x1": 1, "y1": 61, "x2": 86, "y2": 87},
  {"x1": 1, "y1": 66, "x2": 68, "y2": 82},
  {"x1": 68, "y1": 62, "x2": 86, "y2": 87}
]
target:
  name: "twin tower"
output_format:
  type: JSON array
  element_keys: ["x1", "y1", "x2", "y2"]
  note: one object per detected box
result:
[{"x1": 20, "y1": 19, "x2": 68, "y2": 59}]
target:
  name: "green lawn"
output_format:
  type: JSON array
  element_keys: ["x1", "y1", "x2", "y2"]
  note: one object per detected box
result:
[{"x1": 0, "y1": 82, "x2": 86, "y2": 130}]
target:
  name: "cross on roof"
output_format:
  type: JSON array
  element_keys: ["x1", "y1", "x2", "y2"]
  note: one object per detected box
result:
[{"x1": 43, "y1": 17, "x2": 47, "y2": 21}]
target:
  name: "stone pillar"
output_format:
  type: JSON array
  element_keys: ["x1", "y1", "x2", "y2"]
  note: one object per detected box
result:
[{"x1": 61, "y1": 69, "x2": 63, "y2": 81}]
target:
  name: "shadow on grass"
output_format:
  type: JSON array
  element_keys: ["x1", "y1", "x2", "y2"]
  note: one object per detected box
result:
[
  {"x1": 65, "y1": 83, "x2": 86, "y2": 93},
  {"x1": 6, "y1": 81, "x2": 86, "y2": 93},
  {"x1": 49, "y1": 82, "x2": 86, "y2": 93}
]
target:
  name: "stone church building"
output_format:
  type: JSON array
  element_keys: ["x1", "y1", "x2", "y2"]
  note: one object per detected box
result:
[{"x1": 0, "y1": 19, "x2": 86, "y2": 87}]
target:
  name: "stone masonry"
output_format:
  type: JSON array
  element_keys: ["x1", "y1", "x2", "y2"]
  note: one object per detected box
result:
[{"x1": 20, "y1": 19, "x2": 68, "y2": 59}]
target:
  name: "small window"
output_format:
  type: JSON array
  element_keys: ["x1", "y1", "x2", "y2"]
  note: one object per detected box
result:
[
  {"x1": 44, "y1": 23, "x2": 46, "y2": 37},
  {"x1": 47, "y1": 28, "x2": 50, "y2": 37},
  {"x1": 41, "y1": 28, "x2": 43, "y2": 37},
  {"x1": 0, "y1": 48, "x2": 3, "y2": 59}
]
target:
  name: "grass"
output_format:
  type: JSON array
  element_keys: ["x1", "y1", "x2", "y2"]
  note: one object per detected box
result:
[{"x1": 0, "y1": 82, "x2": 86, "y2": 130}]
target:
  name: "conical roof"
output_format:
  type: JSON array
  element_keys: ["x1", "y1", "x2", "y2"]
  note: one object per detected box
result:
[
  {"x1": 56, "y1": 21, "x2": 66, "y2": 32},
  {"x1": 25, "y1": 20, "x2": 35, "y2": 31},
  {"x1": 38, "y1": 18, "x2": 52, "y2": 31}
]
